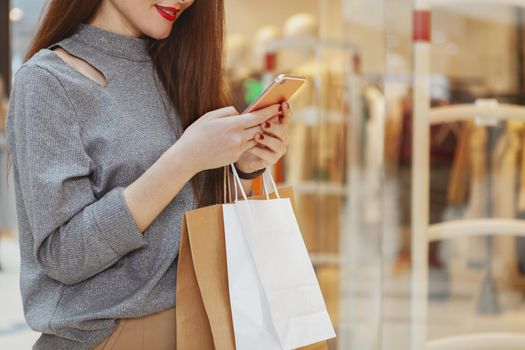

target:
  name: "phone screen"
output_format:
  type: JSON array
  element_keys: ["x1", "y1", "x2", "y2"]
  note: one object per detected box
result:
[{"x1": 243, "y1": 74, "x2": 306, "y2": 113}]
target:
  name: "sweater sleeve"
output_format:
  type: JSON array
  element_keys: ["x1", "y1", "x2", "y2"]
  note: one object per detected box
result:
[{"x1": 8, "y1": 64, "x2": 147, "y2": 285}]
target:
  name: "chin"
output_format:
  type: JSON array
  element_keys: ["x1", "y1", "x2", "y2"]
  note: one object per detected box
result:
[{"x1": 142, "y1": 25, "x2": 173, "y2": 40}]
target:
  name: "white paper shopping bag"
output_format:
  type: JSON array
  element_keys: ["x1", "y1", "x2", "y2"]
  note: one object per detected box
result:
[
  {"x1": 223, "y1": 203, "x2": 283, "y2": 350},
  {"x1": 223, "y1": 165, "x2": 336, "y2": 349}
]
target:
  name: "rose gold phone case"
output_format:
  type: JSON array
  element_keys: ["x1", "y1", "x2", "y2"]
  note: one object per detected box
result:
[{"x1": 242, "y1": 74, "x2": 306, "y2": 113}]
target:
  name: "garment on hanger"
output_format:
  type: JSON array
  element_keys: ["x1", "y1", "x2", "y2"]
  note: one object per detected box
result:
[
  {"x1": 447, "y1": 122, "x2": 473, "y2": 206},
  {"x1": 459, "y1": 122, "x2": 524, "y2": 287},
  {"x1": 491, "y1": 121, "x2": 524, "y2": 287},
  {"x1": 384, "y1": 94, "x2": 405, "y2": 166},
  {"x1": 460, "y1": 125, "x2": 489, "y2": 270},
  {"x1": 518, "y1": 127, "x2": 525, "y2": 212}
]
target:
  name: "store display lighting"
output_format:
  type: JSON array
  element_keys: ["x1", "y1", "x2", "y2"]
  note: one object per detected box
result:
[{"x1": 9, "y1": 8, "x2": 23, "y2": 22}]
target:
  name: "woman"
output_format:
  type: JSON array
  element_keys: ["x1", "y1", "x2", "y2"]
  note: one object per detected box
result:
[{"x1": 5, "y1": 0, "x2": 291, "y2": 349}]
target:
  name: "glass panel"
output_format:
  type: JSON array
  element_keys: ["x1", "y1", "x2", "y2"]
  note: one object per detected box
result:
[
  {"x1": 225, "y1": 1, "x2": 384, "y2": 348},
  {"x1": 426, "y1": 2, "x2": 525, "y2": 345},
  {"x1": 381, "y1": 1, "x2": 525, "y2": 349}
]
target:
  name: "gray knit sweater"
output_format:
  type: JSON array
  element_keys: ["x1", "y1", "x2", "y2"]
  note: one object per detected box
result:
[{"x1": 5, "y1": 23, "x2": 194, "y2": 350}]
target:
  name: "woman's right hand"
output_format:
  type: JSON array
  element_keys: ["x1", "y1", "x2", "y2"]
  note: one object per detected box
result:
[
  {"x1": 170, "y1": 104, "x2": 281, "y2": 175},
  {"x1": 124, "y1": 104, "x2": 279, "y2": 233}
]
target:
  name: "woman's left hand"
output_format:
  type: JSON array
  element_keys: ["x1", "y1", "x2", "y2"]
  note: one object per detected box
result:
[{"x1": 235, "y1": 101, "x2": 292, "y2": 174}]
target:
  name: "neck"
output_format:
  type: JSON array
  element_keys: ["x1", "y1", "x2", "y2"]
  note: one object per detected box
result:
[
  {"x1": 88, "y1": 0, "x2": 145, "y2": 39},
  {"x1": 69, "y1": 23, "x2": 151, "y2": 62}
]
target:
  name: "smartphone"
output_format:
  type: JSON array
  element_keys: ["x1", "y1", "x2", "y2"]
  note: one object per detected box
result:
[{"x1": 242, "y1": 74, "x2": 306, "y2": 113}]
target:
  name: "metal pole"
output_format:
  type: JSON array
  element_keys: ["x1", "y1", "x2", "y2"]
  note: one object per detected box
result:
[{"x1": 411, "y1": 2, "x2": 431, "y2": 349}]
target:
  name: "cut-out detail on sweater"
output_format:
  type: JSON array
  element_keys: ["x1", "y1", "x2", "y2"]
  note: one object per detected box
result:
[{"x1": 50, "y1": 46, "x2": 108, "y2": 87}]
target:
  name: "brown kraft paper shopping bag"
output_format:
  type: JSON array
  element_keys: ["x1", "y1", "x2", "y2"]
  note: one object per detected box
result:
[{"x1": 176, "y1": 187, "x2": 329, "y2": 350}]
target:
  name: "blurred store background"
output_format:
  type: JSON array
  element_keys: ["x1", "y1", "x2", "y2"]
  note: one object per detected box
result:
[{"x1": 3, "y1": 0, "x2": 525, "y2": 349}]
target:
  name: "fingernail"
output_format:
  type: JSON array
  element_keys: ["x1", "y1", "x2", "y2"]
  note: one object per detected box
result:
[
  {"x1": 264, "y1": 122, "x2": 271, "y2": 128},
  {"x1": 259, "y1": 133, "x2": 265, "y2": 140}
]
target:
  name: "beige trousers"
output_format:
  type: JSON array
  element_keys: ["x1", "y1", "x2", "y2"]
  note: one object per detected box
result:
[{"x1": 91, "y1": 307, "x2": 176, "y2": 350}]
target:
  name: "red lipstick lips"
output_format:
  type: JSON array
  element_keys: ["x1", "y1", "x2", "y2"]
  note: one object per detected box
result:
[{"x1": 155, "y1": 5, "x2": 180, "y2": 22}]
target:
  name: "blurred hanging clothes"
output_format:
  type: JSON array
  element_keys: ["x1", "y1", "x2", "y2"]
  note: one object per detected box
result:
[
  {"x1": 491, "y1": 121, "x2": 523, "y2": 288},
  {"x1": 398, "y1": 98, "x2": 458, "y2": 226},
  {"x1": 451, "y1": 121, "x2": 525, "y2": 288},
  {"x1": 512, "y1": 123, "x2": 525, "y2": 282},
  {"x1": 397, "y1": 97, "x2": 458, "y2": 275},
  {"x1": 452, "y1": 123, "x2": 487, "y2": 271},
  {"x1": 447, "y1": 122, "x2": 473, "y2": 206}
]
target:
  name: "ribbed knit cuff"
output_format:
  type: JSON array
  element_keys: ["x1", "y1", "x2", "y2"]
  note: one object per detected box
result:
[{"x1": 93, "y1": 186, "x2": 147, "y2": 256}]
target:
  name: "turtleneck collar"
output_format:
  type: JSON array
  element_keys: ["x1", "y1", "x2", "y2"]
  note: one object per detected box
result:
[{"x1": 68, "y1": 23, "x2": 151, "y2": 62}]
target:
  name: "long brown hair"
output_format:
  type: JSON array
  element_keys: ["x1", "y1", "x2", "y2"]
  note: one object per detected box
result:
[{"x1": 7, "y1": 0, "x2": 229, "y2": 207}]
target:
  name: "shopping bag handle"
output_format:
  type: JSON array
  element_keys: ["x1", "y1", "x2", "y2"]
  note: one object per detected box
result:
[
  {"x1": 230, "y1": 164, "x2": 280, "y2": 202},
  {"x1": 262, "y1": 167, "x2": 280, "y2": 200}
]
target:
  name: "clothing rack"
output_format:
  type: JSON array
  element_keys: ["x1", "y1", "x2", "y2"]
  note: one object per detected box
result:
[{"x1": 411, "y1": 0, "x2": 525, "y2": 349}]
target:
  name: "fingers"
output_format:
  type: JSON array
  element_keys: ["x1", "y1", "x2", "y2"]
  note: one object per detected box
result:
[
  {"x1": 233, "y1": 104, "x2": 281, "y2": 129},
  {"x1": 278, "y1": 101, "x2": 292, "y2": 125},
  {"x1": 206, "y1": 106, "x2": 239, "y2": 119},
  {"x1": 241, "y1": 125, "x2": 264, "y2": 142},
  {"x1": 254, "y1": 133, "x2": 286, "y2": 155},
  {"x1": 242, "y1": 139, "x2": 257, "y2": 152},
  {"x1": 247, "y1": 144, "x2": 280, "y2": 164},
  {"x1": 260, "y1": 119, "x2": 289, "y2": 144}
]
